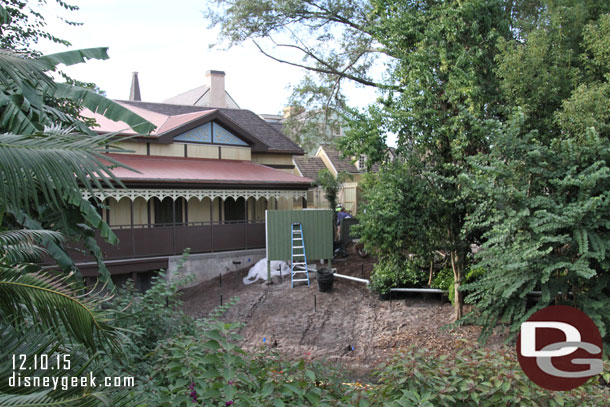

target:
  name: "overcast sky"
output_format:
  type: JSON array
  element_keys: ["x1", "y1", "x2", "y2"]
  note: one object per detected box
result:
[{"x1": 37, "y1": 0, "x2": 379, "y2": 116}]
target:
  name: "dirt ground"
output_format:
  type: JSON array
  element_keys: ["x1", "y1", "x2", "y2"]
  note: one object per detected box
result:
[{"x1": 181, "y1": 254, "x2": 506, "y2": 376}]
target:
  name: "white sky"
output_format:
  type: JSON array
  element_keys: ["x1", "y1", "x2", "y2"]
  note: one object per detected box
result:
[{"x1": 37, "y1": 0, "x2": 379, "y2": 116}]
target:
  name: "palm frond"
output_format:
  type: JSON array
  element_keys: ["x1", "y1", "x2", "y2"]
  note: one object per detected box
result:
[
  {"x1": 0, "y1": 229, "x2": 63, "y2": 245},
  {"x1": 0, "y1": 323, "x2": 133, "y2": 407},
  {"x1": 0, "y1": 48, "x2": 155, "y2": 135},
  {"x1": 0, "y1": 263, "x2": 119, "y2": 352},
  {"x1": 0, "y1": 92, "x2": 46, "y2": 135},
  {"x1": 49, "y1": 83, "x2": 156, "y2": 134},
  {"x1": 0, "y1": 229, "x2": 63, "y2": 263},
  {"x1": 0, "y1": 49, "x2": 54, "y2": 90},
  {"x1": 9, "y1": 198, "x2": 117, "y2": 284},
  {"x1": 0, "y1": 129, "x2": 133, "y2": 211}
]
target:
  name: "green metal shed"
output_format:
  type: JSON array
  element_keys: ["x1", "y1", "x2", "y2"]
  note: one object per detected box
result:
[{"x1": 265, "y1": 209, "x2": 334, "y2": 282}]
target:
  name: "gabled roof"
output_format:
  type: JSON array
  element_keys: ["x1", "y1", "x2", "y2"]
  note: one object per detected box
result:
[
  {"x1": 102, "y1": 154, "x2": 311, "y2": 187},
  {"x1": 293, "y1": 156, "x2": 326, "y2": 181},
  {"x1": 317, "y1": 144, "x2": 358, "y2": 174},
  {"x1": 163, "y1": 85, "x2": 240, "y2": 109},
  {"x1": 84, "y1": 100, "x2": 304, "y2": 155}
]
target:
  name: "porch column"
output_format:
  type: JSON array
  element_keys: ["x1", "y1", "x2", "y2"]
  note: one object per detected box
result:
[
  {"x1": 244, "y1": 197, "x2": 248, "y2": 249},
  {"x1": 210, "y1": 198, "x2": 214, "y2": 252},
  {"x1": 130, "y1": 199, "x2": 135, "y2": 258},
  {"x1": 184, "y1": 198, "x2": 189, "y2": 223},
  {"x1": 172, "y1": 198, "x2": 176, "y2": 255},
  {"x1": 219, "y1": 198, "x2": 223, "y2": 223}
]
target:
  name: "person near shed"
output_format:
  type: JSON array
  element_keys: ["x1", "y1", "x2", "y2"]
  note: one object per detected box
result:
[
  {"x1": 336, "y1": 206, "x2": 350, "y2": 226},
  {"x1": 336, "y1": 206, "x2": 352, "y2": 239}
]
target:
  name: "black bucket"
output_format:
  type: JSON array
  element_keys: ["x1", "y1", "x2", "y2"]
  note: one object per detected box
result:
[{"x1": 317, "y1": 268, "x2": 334, "y2": 292}]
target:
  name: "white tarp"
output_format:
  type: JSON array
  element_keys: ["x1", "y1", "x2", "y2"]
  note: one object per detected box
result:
[{"x1": 243, "y1": 258, "x2": 291, "y2": 285}]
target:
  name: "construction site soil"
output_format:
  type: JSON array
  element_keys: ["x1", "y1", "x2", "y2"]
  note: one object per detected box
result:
[{"x1": 181, "y1": 255, "x2": 506, "y2": 377}]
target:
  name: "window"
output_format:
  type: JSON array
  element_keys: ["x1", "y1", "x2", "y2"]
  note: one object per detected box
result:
[{"x1": 358, "y1": 155, "x2": 366, "y2": 170}]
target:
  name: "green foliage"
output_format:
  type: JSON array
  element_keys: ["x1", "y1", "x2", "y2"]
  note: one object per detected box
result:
[
  {"x1": 0, "y1": 128, "x2": 129, "y2": 212},
  {"x1": 148, "y1": 324, "x2": 358, "y2": 407},
  {"x1": 463, "y1": 111, "x2": 610, "y2": 344},
  {"x1": 371, "y1": 256, "x2": 428, "y2": 295},
  {"x1": 0, "y1": 229, "x2": 62, "y2": 263},
  {"x1": 432, "y1": 265, "x2": 486, "y2": 305},
  {"x1": 0, "y1": 323, "x2": 134, "y2": 407},
  {"x1": 0, "y1": 48, "x2": 155, "y2": 282},
  {"x1": 0, "y1": 1, "x2": 78, "y2": 52},
  {"x1": 0, "y1": 48, "x2": 156, "y2": 136},
  {"x1": 0, "y1": 262, "x2": 119, "y2": 351},
  {"x1": 315, "y1": 168, "x2": 351, "y2": 211},
  {"x1": 340, "y1": 0, "x2": 513, "y2": 319},
  {"x1": 354, "y1": 162, "x2": 440, "y2": 259},
  {"x1": 207, "y1": 0, "x2": 610, "y2": 332},
  {"x1": 373, "y1": 344, "x2": 610, "y2": 406},
  {"x1": 432, "y1": 267, "x2": 455, "y2": 301},
  {"x1": 496, "y1": 1, "x2": 610, "y2": 139},
  {"x1": 108, "y1": 258, "x2": 196, "y2": 360},
  {"x1": 67, "y1": 258, "x2": 609, "y2": 407}
]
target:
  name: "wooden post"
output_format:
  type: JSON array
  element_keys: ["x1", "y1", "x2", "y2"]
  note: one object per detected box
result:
[
  {"x1": 244, "y1": 197, "x2": 248, "y2": 249},
  {"x1": 184, "y1": 198, "x2": 188, "y2": 224},
  {"x1": 210, "y1": 198, "x2": 214, "y2": 252},
  {"x1": 172, "y1": 198, "x2": 176, "y2": 255},
  {"x1": 130, "y1": 199, "x2": 135, "y2": 258},
  {"x1": 219, "y1": 198, "x2": 223, "y2": 223}
]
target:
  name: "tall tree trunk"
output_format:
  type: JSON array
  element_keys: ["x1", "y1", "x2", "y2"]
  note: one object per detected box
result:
[
  {"x1": 427, "y1": 260, "x2": 434, "y2": 287},
  {"x1": 451, "y1": 250, "x2": 464, "y2": 321}
]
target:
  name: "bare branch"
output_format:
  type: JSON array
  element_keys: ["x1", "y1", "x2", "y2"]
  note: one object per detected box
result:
[{"x1": 252, "y1": 39, "x2": 399, "y2": 91}]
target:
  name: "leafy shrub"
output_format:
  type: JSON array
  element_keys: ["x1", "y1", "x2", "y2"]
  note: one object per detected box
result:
[
  {"x1": 101, "y1": 251, "x2": 198, "y2": 384},
  {"x1": 432, "y1": 266, "x2": 486, "y2": 304},
  {"x1": 374, "y1": 343, "x2": 610, "y2": 407},
  {"x1": 146, "y1": 319, "x2": 359, "y2": 407},
  {"x1": 371, "y1": 256, "x2": 428, "y2": 295},
  {"x1": 111, "y1": 270, "x2": 195, "y2": 354},
  {"x1": 371, "y1": 257, "x2": 398, "y2": 295},
  {"x1": 432, "y1": 267, "x2": 454, "y2": 294}
]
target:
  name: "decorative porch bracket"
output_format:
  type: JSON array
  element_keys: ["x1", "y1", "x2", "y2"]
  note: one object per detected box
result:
[{"x1": 82, "y1": 188, "x2": 307, "y2": 202}]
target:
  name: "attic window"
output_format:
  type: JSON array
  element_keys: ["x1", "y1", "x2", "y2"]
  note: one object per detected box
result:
[
  {"x1": 174, "y1": 121, "x2": 248, "y2": 146},
  {"x1": 357, "y1": 155, "x2": 366, "y2": 170}
]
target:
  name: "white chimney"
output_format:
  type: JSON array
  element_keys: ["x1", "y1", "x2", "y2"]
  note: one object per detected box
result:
[{"x1": 206, "y1": 70, "x2": 226, "y2": 108}]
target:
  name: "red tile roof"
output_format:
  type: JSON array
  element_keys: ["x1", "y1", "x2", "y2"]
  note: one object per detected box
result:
[{"x1": 103, "y1": 154, "x2": 311, "y2": 187}]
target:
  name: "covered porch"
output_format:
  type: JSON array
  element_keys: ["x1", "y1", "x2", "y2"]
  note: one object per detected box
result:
[{"x1": 75, "y1": 188, "x2": 307, "y2": 272}]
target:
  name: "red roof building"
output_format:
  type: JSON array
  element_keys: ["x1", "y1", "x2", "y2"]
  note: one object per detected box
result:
[{"x1": 77, "y1": 72, "x2": 311, "y2": 277}]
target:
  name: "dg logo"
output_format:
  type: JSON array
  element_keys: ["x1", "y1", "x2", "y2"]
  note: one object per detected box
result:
[{"x1": 517, "y1": 305, "x2": 604, "y2": 391}]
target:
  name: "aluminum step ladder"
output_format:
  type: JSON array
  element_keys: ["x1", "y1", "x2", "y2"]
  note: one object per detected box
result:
[{"x1": 290, "y1": 223, "x2": 310, "y2": 287}]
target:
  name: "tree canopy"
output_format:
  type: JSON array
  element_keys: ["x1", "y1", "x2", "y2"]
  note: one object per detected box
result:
[{"x1": 210, "y1": 0, "x2": 610, "y2": 344}]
